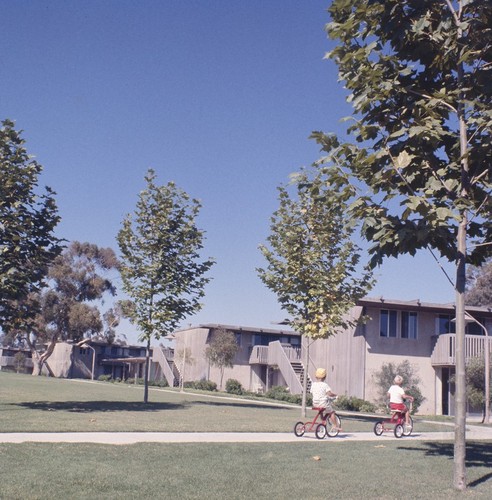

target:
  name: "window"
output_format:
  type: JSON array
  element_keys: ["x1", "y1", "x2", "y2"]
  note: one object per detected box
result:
[
  {"x1": 401, "y1": 311, "x2": 418, "y2": 339},
  {"x1": 466, "y1": 319, "x2": 486, "y2": 336},
  {"x1": 234, "y1": 332, "x2": 241, "y2": 346},
  {"x1": 380, "y1": 310, "x2": 397, "y2": 337},
  {"x1": 438, "y1": 315, "x2": 456, "y2": 335}
]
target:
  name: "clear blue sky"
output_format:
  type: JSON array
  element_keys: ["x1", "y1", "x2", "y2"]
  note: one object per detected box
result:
[{"x1": 1, "y1": 1, "x2": 456, "y2": 344}]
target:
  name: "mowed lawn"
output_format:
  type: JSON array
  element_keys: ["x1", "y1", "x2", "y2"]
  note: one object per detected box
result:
[{"x1": 1, "y1": 372, "x2": 492, "y2": 499}]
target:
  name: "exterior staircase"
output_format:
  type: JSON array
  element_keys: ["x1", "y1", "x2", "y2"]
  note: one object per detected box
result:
[{"x1": 291, "y1": 360, "x2": 312, "y2": 393}]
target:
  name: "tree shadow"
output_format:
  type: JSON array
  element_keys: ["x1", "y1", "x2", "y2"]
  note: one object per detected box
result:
[
  {"x1": 398, "y1": 441, "x2": 492, "y2": 487},
  {"x1": 187, "y1": 400, "x2": 291, "y2": 411},
  {"x1": 14, "y1": 401, "x2": 185, "y2": 412}
]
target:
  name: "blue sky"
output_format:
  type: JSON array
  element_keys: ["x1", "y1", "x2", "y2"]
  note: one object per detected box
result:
[{"x1": 2, "y1": 1, "x2": 456, "y2": 344}]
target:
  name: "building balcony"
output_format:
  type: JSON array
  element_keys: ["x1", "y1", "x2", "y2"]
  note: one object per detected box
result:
[
  {"x1": 248, "y1": 344, "x2": 301, "y2": 365},
  {"x1": 431, "y1": 334, "x2": 492, "y2": 366}
]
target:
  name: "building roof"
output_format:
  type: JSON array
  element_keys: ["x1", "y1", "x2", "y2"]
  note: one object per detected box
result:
[
  {"x1": 175, "y1": 323, "x2": 299, "y2": 336},
  {"x1": 359, "y1": 297, "x2": 492, "y2": 316}
]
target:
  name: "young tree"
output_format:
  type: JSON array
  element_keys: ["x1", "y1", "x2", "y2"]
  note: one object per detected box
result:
[
  {"x1": 311, "y1": 1, "x2": 491, "y2": 489},
  {"x1": 205, "y1": 328, "x2": 239, "y2": 390},
  {"x1": 0, "y1": 119, "x2": 62, "y2": 327},
  {"x1": 258, "y1": 172, "x2": 374, "y2": 413},
  {"x1": 117, "y1": 170, "x2": 215, "y2": 403},
  {"x1": 174, "y1": 346, "x2": 194, "y2": 392}
]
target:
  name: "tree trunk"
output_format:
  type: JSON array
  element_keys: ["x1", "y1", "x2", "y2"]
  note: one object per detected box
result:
[
  {"x1": 31, "y1": 353, "x2": 43, "y2": 376},
  {"x1": 28, "y1": 337, "x2": 57, "y2": 376},
  {"x1": 301, "y1": 335, "x2": 309, "y2": 418},
  {"x1": 454, "y1": 218, "x2": 467, "y2": 490},
  {"x1": 144, "y1": 338, "x2": 150, "y2": 403}
]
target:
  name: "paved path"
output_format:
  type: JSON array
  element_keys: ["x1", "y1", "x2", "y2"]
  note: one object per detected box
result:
[{"x1": 1, "y1": 424, "x2": 491, "y2": 445}]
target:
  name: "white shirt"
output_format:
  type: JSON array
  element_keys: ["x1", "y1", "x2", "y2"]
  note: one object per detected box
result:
[
  {"x1": 311, "y1": 381, "x2": 332, "y2": 407},
  {"x1": 388, "y1": 384, "x2": 405, "y2": 404}
]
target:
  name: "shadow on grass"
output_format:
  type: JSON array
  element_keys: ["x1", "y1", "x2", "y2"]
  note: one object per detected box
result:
[
  {"x1": 13, "y1": 398, "x2": 291, "y2": 413},
  {"x1": 191, "y1": 400, "x2": 292, "y2": 411},
  {"x1": 398, "y1": 441, "x2": 492, "y2": 487},
  {"x1": 14, "y1": 401, "x2": 185, "y2": 413}
]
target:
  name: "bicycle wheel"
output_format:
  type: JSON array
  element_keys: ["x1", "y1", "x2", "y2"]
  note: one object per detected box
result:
[
  {"x1": 294, "y1": 421, "x2": 306, "y2": 437},
  {"x1": 394, "y1": 424, "x2": 404, "y2": 438},
  {"x1": 402, "y1": 416, "x2": 414, "y2": 436},
  {"x1": 315, "y1": 423, "x2": 327, "y2": 439},
  {"x1": 327, "y1": 414, "x2": 341, "y2": 437},
  {"x1": 373, "y1": 421, "x2": 384, "y2": 436}
]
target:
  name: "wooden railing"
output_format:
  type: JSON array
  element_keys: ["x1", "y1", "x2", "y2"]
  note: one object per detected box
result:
[
  {"x1": 267, "y1": 341, "x2": 303, "y2": 394},
  {"x1": 249, "y1": 344, "x2": 301, "y2": 365},
  {"x1": 431, "y1": 334, "x2": 492, "y2": 366},
  {"x1": 249, "y1": 345, "x2": 269, "y2": 364},
  {"x1": 152, "y1": 346, "x2": 176, "y2": 386}
]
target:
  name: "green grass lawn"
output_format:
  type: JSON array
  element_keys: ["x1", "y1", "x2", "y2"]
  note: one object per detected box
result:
[{"x1": 1, "y1": 372, "x2": 491, "y2": 499}]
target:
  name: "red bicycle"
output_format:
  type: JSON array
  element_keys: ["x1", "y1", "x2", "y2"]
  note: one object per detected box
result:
[
  {"x1": 294, "y1": 399, "x2": 342, "y2": 439},
  {"x1": 373, "y1": 401, "x2": 413, "y2": 438}
]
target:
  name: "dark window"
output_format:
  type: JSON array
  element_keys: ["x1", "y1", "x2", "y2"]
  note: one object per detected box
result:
[
  {"x1": 380, "y1": 310, "x2": 397, "y2": 337},
  {"x1": 466, "y1": 319, "x2": 486, "y2": 336},
  {"x1": 401, "y1": 311, "x2": 418, "y2": 339},
  {"x1": 438, "y1": 315, "x2": 455, "y2": 334}
]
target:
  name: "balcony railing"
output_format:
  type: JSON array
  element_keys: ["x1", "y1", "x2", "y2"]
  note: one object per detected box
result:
[
  {"x1": 249, "y1": 345, "x2": 269, "y2": 364},
  {"x1": 248, "y1": 344, "x2": 301, "y2": 365},
  {"x1": 431, "y1": 334, "x2": 492, "y2": 366}
]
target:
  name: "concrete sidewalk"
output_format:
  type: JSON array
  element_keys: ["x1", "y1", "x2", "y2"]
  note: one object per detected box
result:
[{"x1": 1, "y1": 424, "x2": 491, "y2": 445}]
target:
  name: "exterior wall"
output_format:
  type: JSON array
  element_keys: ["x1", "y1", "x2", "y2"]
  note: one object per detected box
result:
[
  {"x1": 174, "y1": 327, "x2": 213, "y2": 383},
  {"x1": 361, "y1": 305, "x2": 437, "y2": 414},
  {"x1": 46, "y1": 343, "x2": 74, "y2": 378},
  {"x1": 309, "y1": 307, "x2": 366, "y2": 399}
]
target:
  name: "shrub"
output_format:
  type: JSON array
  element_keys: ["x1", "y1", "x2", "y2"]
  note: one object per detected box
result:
[
  {"x1": 98, "y1": 374, "x2": 112, "y2": 382},
  {"x1": 373, "y1": 360, "x2": 425, "y2": 413},
  {"x1": 335, "y1": 395, "x2": 376, "y2": 413},
  {"x1": 184, "y1": 380, "x2": 218, "y2": 392},
  {"x1": 265, "y1": 386, "x2": 310, "y2": 405},
  {"x1": 225, "y1": 379, "x2": 244, "y2": 395}
]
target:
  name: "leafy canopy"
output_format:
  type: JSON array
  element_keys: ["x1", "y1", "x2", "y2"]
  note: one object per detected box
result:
[
  {"x1": 258, "y1": 171, "x2": 374, "y2": 339},
  {"x1": 0, "y1": 119, "x2": 62, "y2": 326},
  {"x1": 312, "y1": 0, "x2": 491, "y2": 269},
  {"x1": 117, "y1": 169, "x2": 215, "y2": 342}
]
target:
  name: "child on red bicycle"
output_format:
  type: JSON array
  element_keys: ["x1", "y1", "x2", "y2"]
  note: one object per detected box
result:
[
  {"x1": 387, "y1": 375, "x2": 414, "y2": 430},
  {"x1": 311, "y1": 368, "x2": 340, "y2": 430}
]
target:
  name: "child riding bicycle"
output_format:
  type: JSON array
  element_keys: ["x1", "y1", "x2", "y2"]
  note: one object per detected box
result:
[
  {"x1": 387, "y1": 375, "x2": 414, "y2": 431},
  {"x1": 310, "y1": 368, "x2": 341, "y2": 431}
]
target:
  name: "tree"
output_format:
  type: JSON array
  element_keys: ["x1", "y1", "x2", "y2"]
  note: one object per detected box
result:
[
  {"x1": 174, "y1": 346, "x2": 194, "y2": 392},
  {"x1": 451, "y1": 357, "x2": 491, "y2": 421},
  {"x1": 205, "y1": 328, "x2": 239, "y2": 390},
  {"x1": 258, "y1": 172, "x2": 374, "y2": 414},
  {"x1": 5, "y1": 241, "x2": 120, "y2": 375},
  {"x1": 0, "y1": 119, "x2": 62, "y2": 328},
  {"x1": 117, "y1": 170, "x2": 215, "y2": 403},
  {"x1": 311, "y1": 1, "x2": 491, "y2": 490},
  {"x1": 466, "y1": 259, "x2": 492, "y2": 307}
]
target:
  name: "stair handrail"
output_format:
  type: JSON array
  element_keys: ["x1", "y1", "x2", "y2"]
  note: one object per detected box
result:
[
  {"x1": 152, "y1": 345, "x2": 175, "y2": 387},
  {"x1": 268, "y1": 340, "x2": 303, "y2": 394}
]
